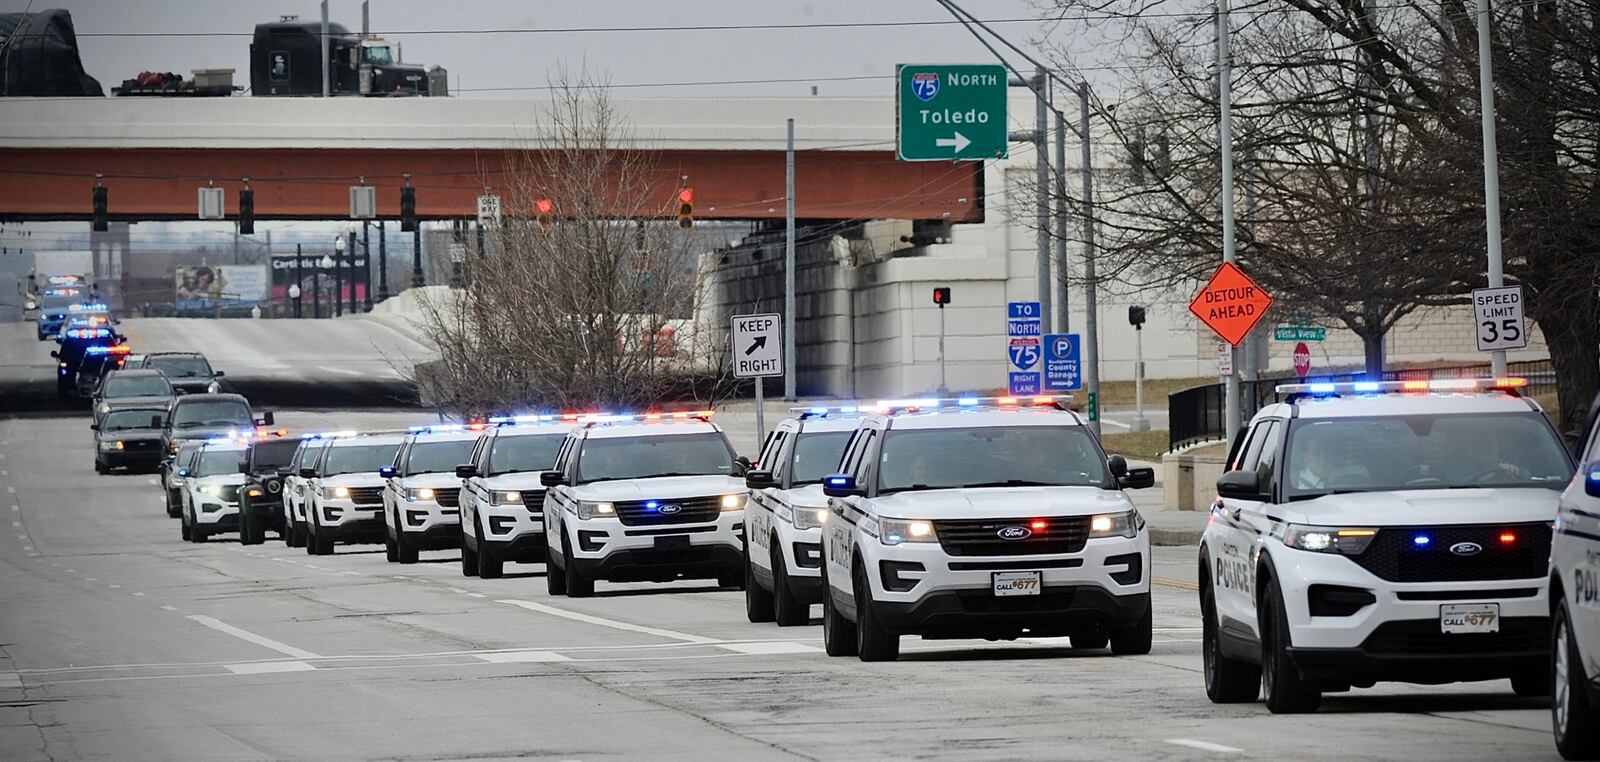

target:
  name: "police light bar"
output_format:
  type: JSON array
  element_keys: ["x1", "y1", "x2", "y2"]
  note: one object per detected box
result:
[
  {"x1": 859, "y1": 395, "x2": 1069, "y2": 413},
  {"x1": 84, "y1": 344, "x2": 131, "y2": 356},
  {"x1": 67, "y1": 303, "x2": 108, "y2": 313},
  {"x1": 46, "y1": 275, "x2": 84, "y2": 285},
  {"x1": 407, "y1": 423, "x2": 471, "y2": 434},
  {"x1": 791, "y1": 404, "x2": 868, "y2": 418},
  {"x1": 1276, "y1": 377, "x2": 1528, "y2": 398},
  {"x1": 66, "y1": 328, "x2": 112, "y2": 339},
  {"x1": 579, "y1": 410, "x2": 714, "y2": 425},
  {"x1": 486, "y1": 414, "x2": 562, "y2": 425}
]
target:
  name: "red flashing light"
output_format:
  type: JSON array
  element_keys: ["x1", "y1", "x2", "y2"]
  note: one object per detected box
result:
[
  {"x1": 997, "y1": 396, "x2": 1018, "y2": 406},
  {"x1": 1493, "y1": 377, "x2": 1528, "y2": 389},
  {"x1": 1499, "y1": 531, "x2": 1517, "y2": 545},
  {"x1": 536, "y1": 198, "x2": 554, "y2": 214},
  {"x1": 1029, "y1": 520, "x2": 1048, "y2": 530},
  {"x1": 678, "y1": 187, "x2": 693, "y2": 204},
  {"x1": 645, "y1": 413, "x2": 662, "y2": 421},
  {"x1": 1031, "y1": 396, "x2": 1054, "y2": 406}
]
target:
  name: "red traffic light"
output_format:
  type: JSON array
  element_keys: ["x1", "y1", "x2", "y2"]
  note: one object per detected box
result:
[
  {"x1": 932, "y1": 286, "x2": 951, "y2": 305},
  {"x1": 678, "y1": 187, "x2": 693, "y2": 204},
  {"x1": 535, "y1": 198, "x2": 554, "y2": 214}
]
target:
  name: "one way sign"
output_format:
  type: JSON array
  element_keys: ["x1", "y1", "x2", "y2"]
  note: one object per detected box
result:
[{"x1": 731, "y1": 313, "x2": 783, "y2": 379}]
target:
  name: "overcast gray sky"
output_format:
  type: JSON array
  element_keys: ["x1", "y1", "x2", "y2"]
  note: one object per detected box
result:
[{"x1": 6, "y1": 0, "x2": 1093, "y2": 97}]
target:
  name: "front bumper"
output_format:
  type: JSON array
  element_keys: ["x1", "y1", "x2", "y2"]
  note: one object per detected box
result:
[
  {"x1": 474, "y1": 503, "x2": 545, "y2": 561},
  {"x1": 393, "y1": 501, "x2": 462, "y2": 551},
  {"x1": 315, "y1": 499, "x2": 385, "y2": 543},
  {"x1": 767, "y1": 520, "x2": 824, "y2": 601},
  {"x1": 194, "y1": 499, "x2": 240, "y2": 527},
  {"x1": 876, "y1": 586, "x2": 1149, "y2": 638},
  {"x1": 566, "y1": 511, "x2": 744, "y2": 582},
  {"x1": 99, "y1": 449, "x2": 164, "y2": 469},
  {"x1": 1288, "y1": 617, "x2": 1548, "y2": 685}
]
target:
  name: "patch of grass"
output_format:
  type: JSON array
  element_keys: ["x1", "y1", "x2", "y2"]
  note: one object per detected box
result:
[
  {"x1": 1100, "y1": 429, "x2": 1172, "y2": 462},
  {"x1": 1096, "y1": 376, "x2": 1212, "y2": 408}
]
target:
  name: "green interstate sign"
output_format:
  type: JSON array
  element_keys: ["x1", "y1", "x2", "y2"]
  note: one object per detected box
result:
[
  {"x1": 896, "y1": 64, "x2": 1008, "y2": 161},
  {"x1": 1274, "y1": 325, "x2": 1327, "y2": 342}
]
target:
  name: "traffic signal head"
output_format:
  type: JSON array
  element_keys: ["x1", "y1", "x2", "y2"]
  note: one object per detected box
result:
[
  {"x1": 238, "y1": 188, "x2": 255, "y2": 235},
  {"x1": 92, "y1": 185, "x2": 108, "y2": 232},
  {"x1": 1128, "y1": 305, "x2": 1146, "y2": 327},
  {"x1": 676, "y1": 187, "x2": 693, "y2": 229},
  {"x1": 400, "y1": 186, "x2": 417, "y2": 232},
  {"x1": 536, "y1": 198, "x2": 553, "y2": 230},
  {"x1": 932, "y1": 287, "x2": 952, "y2": 306}
]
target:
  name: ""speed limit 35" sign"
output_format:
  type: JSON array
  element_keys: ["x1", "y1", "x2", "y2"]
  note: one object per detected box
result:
[{"x1": 1472, "y1": 285, "x2": 1529, "y2": 352}]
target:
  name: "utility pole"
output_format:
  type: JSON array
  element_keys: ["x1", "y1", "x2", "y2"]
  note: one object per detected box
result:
[
  {"x1": 346, "y1": 231, "x2": 358, "y2": 315},
  {"x1": 1242, "y1": 156, "x2": 1259, "y2": 384},
  {"x1": 1034, "y1": 68, "x2": 1052, "y2": 334},
  {"x1": 412, "y1": 223, "x2": 424, "y2": 289},
  {"x1": 1054, "y1": 109, "x2": 1069, "y2": 333},
  {"x1": 320, "y1": 1, "x2": 330, "y2": 98},
  {"x1": 784, "y1": 118, "x2": 797, "y2": 401},
  {"x1": 1218, "y1": 0, "x2": 1242, "y2": 445},
  {"x1": 377, "y1": 220, "x2": 389, "y2": 301},
  {"x1": 1079, "y1": 82, "x2": 1101, "y2": 437},
  {"x1": 1477, "y1": 0, "x2": 1507, "y2": 377},
  {"x1": 361, "y1": 222, "x2": 372, "y2": 311},
  {"x1": 294, "y1": 243, "x2": 304, "y2": 319}
]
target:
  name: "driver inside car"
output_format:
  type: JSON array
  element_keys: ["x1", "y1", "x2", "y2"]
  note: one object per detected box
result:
[{"x1": 1290, "y1": 435, "x2": 1371, "y2": 491}]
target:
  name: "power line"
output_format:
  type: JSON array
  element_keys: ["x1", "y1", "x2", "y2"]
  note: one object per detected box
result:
[{"x1": 56, "y1": 17, "x2": 1050, "y2": 39}]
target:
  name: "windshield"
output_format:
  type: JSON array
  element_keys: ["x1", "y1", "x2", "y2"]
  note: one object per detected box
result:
[
  {"x1": 1284, "y1": 412, "x2": 1573, "y2": 498},
  {"x1": 877, "y1": 425, "x2": 1110, "y2": 493},
  {"x1": 40, "y1": 292, "x2": 83, "y2": 310},
  {"x1": 148, "y1": 356, "x2": 212, "y2": 378},
  {"x1": 103, "y1": 375, "x2": 171, "y2": 398},
  {"x1": 102, "y1": 409, "x2": 164, "y2": 431},
  {"x1": 576, "y1": 432, "x2": 733, "y2": 483},
  {"x1": 364, "y1": 45, "x2": 392, "y2": 64},
  {"x1": 171, "y1": 400, "x2": 250, "y2": 429},
  {"x1": 488, "y1": 434, "x2": 564, "y2": 476},
  {"x1": 406, "y1": 439, "x2": 478, "y2": 475},
  {"x1": 249, "y1": 440, "x2": 299, "y2": 471},
  {"x1": 195, "y1": 449, "x2": 245, "y2": 477},
  {"x1": 790, "y1": 431, "x2": 854, "y2": 485},
  {"x1": 322, "y1": 443, "x2": 400, "y2": 476}
]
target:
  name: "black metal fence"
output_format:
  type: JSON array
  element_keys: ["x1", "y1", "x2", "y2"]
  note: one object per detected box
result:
[{"x1": 1167, "y1": 359, "x2": 1556, "y2": 451}]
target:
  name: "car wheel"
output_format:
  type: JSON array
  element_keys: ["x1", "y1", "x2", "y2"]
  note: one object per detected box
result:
[
  {"x1": 93, "y1": 459, "x2": 106, "y2": 475},
  {"x1": 563, "y1": 529, "x2": 594, "y2": 597},
  {"x1": 1261, "y1": 577, "x2": 1320, "y2": 714},
  {"x1": 821, "y1": 566, "x2": 857, "y2": 658},
  {"x1": 396, "y1": 526, "x2": 419, "y2": 565},
  {"x1": 771, "y1": 539, "x2": 808, "y2": 627},
  {"x1": 180, "y1": 510, "x2": 192, "y2": 541},
  {"x1": 166, "y1": 489, "x2": 182, "y2": 519},
  {"x1": 384, "y1": 516, "x2": 399, "y2": 563},
  {"x1": 287, "y1": 520, "x2": 306, "y2": 548},
  {"x1": 460, "y1": 523, "x2": 479, "y2": 577},
  {"x1": 544, "y1": 540, "x2": 567, "y2": 595},
  {"x1": 308, "y1": 513, "x2": 333, "y2": 556},
  {"x1": 1202, "y1": 585, "x2": 1261, "y2": 703},
  {"x1": 852, "y1": 562, "x2": 899, "y2": 662},
  {"x1": 1070, "y1": 629, "x2": 1109, "y2": 650},
  {"x1": 1553, "y1": 598, "x2": 1600, "y2": 759},
  {"x1": 1110, "y1": 599, "x2": 1154, "y2": 655},
  {"x1": 743, "y1": 535, "x2": 774, "y2": 623},
  {"x1": 190, "y1": 512, "x2": 208, "y2": 544},
  {"x1": 241, "y1": 510, "x2": 264, "y2": 545},
  {"x1": 476, "y1": 518, "x2": 504, "y2": 579}
]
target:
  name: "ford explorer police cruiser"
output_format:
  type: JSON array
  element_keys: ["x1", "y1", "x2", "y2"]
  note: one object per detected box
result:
[
  {"x1": 381, "y1": 425, "x2": 479, "y2": 564},
  {"x1": 457, "y1": 417, "x2": 572, "y2": 578},
  {"x1": 1551, "y1": 396, "x2": 1600, "y2": 759},
  {"x1": 1199, "y1": 378, "x2": 1574, "y2": 713},
  {"x1": 542, "y1": 412, "x2": 748, "y2": 597},
  {"x1": 817, "y1": 396, "x2": 1155, "y2": 662},
  {"x1": 178, "y1": 438, "x2": 248, "y2": 543},
  {"x1": 743, "y1": 407, "x2": 859, "y2": 626},
  {"x1": 302, "y1": 432, "x2": 404, "y2": 556},
  {"x1": 280, "y1": 435, "x2": 333, "y2": 548}
]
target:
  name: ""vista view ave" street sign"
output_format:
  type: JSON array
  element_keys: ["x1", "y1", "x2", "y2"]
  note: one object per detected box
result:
[{"x1": 896, "y1": 64, "x2": 1008, "y2": 162}]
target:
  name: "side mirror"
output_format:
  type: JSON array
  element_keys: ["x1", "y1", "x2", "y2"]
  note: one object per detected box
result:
[
  {"x1": 89, "y1": 423, "x2": 100, "y2": 431},
  {"x1": 254, "y1": 410, "x2": 273, "y2": 426},
  {"x1": 1119, "y1": 467, "x2": 1156, "y2": 490},
  {"x1": 745, "y1": 469, "x2": 778, "y2": 490},
  {"x1": 539, "y1": 470, "x2": 566, "y2": 487},
  {"x1": 239, "y1": 461, "x2": 252, "y2": 474},
  {"x1": 822, "y1": 474, "x2": 864, "y2": 498},
  {"x1": 299, "y1": 467, "x2": 317, "y2": 479},
  {"x1": 1107, "y1": 454, "x2": 1129, "y2": 478},
  {"x1": 733, "y1": 455, "x2": 753, "y2": 477},
  {"x1": 214, "y1": 370, "x2": 225, "y2": 378},
  {"x1": 1217, "y1": 469, "x2": 1268, "y2": 501},
  {"x1": 49, "y1": 350, "x2": 58, "y2": 358},
  {"x1": 1585, "y1": 463, "x2": 1600, "y2": 499},
  {"x1": 378, "y1": 466, "x2": 397, "y2": 479},
  {"x1": 455, "y1": 464, "x2": 479, "y2": 479}
]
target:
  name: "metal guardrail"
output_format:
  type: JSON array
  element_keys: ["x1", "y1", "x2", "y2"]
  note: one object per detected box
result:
[{"x1": 1167, "y1": 359, "x2": 1556, "y2": 452}]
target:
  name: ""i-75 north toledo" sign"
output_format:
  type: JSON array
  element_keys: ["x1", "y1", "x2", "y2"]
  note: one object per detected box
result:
[{"x1": 896, "y1": 64, "x2": 1008, "y2": 162}]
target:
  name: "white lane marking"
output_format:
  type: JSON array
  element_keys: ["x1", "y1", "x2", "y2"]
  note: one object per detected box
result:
[
  {"x1": 1, "y1": 469, "x2": 8, "y2": 476},
  {"x1": 160, "y1": 605, "x2": 177, "y2": 611},
  {"x1": 716, "y1": 641, "x2": 821, "y2": 655},
  {"x1": 15, "y1": 534, "x2": 26, "y2": 540},
  {"x1": 497, "y1": 599, "x2": 719, "y2": 644},
  {"x1": 447, "y1": 587, "x2": 469, "y2": 594},
  {"x1": 0, "y1": 673, "x2": 20, "y2": 689},
  {"x1": 10, "y1": 505, "x2": 18, "y2": 511},
  {"x1": 1166, "y1": 739, "x2": 1244, "y2": 753},
  {"x1": 147, "y1": 478, "x2": 158, "y2": 485},
  {"x1": 225, "y1": 661, "x2": 315, "y2": 675},
  {"x1": 466, "y1": 593, "x2": 485, "y2": 598},
  {"x1": 186, "y1": 615, "x2": 321, "y2": 659},
  {"x1": 83, "y1": 577, "x2": 97, "y2": 582},
  {"x1": 108, "y1": 584, "x2": 121, "y2": 589},
  {"x1": 5, "y1": 486, "x2": 13, "y2": 493},
  {"x1": 64, "y1": 569, "x2": 75, "y2": 573},
  {"x1": 11, "y1": 521, "x2": 19, "y2": 527},
  {"x1": 476, "y1": 650, "x2": 572, "y2": 664},
  {"x1": 132, "y1": 592, "x2": 146, "y2": 597}
]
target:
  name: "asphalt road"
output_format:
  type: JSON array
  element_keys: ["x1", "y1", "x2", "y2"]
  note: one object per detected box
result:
[{"x1": 0, "y1": 411, "x2": 1564, "y2": 761}]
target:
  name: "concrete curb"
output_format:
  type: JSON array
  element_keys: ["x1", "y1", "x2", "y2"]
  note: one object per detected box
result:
[{"x1": 1150, "y1": 526, "x2": 1203, "y2": 547}]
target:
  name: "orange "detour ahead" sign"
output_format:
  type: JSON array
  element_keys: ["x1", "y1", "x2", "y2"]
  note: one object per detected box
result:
[{"x1": 1188, "y1": 261, "x2": 1273, "y2": 346}]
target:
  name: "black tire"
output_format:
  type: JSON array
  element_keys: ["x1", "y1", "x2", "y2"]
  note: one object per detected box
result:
[
  {"x1": 286, "y1": 520, "x2": 306, "y2": 548},
  {"x1": 93, "y1": 459, "x2": 106, "y2": 475},
  {"x1": 396, "y1": 527, "x2": 419, "y2": 564},
  {"x1": 544, "y1": 540, "x2": 567, "y2": 595},
  {"x1": 166, "y1": 489, "x2": 182, "y2": 519},
  {"x1": 563, "y1": 530, "x2": 594, "y2": 597},
  {"x1": 1513, "y1": 667, "x2": 1552, "y2": 697},
  {"x1": 1261, "y1": 577, "x2": 1320, "y2": 714},
  {"x1": 308, "y1": 515, "x2": 333, "y2": 556},
  {"x1": 771, "y1": 540, "x2": 809, "y2": 627},
  {"x1": 821, "y1": 568, "x2": 857, "y2": 657},
  {"x1": 1070, "y1": 629, "x2": 1109, "y2": 650},
  {"x1": 476, "y1": 518, "x2": 504, "y2": 579},
  {"x1": 460, "y1": 526, "x2": 479, "y2": 577},
  {"x1": 1202, "y1": 586, "x2": 1261, "y2": 703},
  {"x1": 1110, "y1": 599, "x2": 1154, "y2": 655},
  {"x1": 385, "y1": 533, "x2": 398, "y2": 563},
  {"x1": 180, "y1": 511, "x2": 192, "y2": 541},
  {"x1": 240, "y1": 511, "x2": 264, "y2": 545},
  {"x1": 853, "y1": 562, "x2": 899, "y2": 662},
  {"x1": 1553, "y1": 598, "x2": 1600, "y2": 760},
  {"x1": 744, "y1": 536, "x2": 775, "y2": 622}
]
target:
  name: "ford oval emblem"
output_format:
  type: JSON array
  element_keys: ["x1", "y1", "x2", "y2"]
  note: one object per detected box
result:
[
  {"x1": 657, "y1": 503, "x2": 682, "y2": 515},
  {"x1": 1449, "y1": 541, "x2": 1483, "y2": 556},
  {"x1": 997, "y1": 525, "x2": 1032, "y2": 541}
]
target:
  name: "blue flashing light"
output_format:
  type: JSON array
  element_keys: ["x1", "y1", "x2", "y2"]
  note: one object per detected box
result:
[
  {"x1": 1308, "y1": 383, "x2": 1338, "y2": 394},
  {"x1": 810, "y1": 406, "x2": 828, "y2": 414},
  {"x1": 1413, "y1": 534, "x2": 1431, "y2": 547},
  {"x1": 824, "y1": 476, "x2": 850, "y2": 487},
  {"x1": 839, "y1": 406, "x2": 858, "y2": 413},
  {"x1": 646, "y1": 501, "x2": 658, "y2": 510},
  {"x1": 1352, "y1": 381, "x2": 1381, "y2": 393},
  {"x1": 1588, "y1": 468, "x2": 1600, "y2": 484},
  {"x1": 957, "y1": 397, "x2": 980, "y2": 406}
]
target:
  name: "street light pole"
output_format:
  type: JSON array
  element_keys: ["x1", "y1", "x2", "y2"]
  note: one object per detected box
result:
[
  {"x1": 1218, "y1": 0, "x2": 1242, "y2": 445},
  {"x1": 1477, "y1": 0, "x2": 1507, "y2": 377},
  {"x1": 361, "y1": 222, "x2": 373, "y2": 312},
  {"x1": 332, "y1": 236, "x2": 345, "y2": 318},
  {"x1": 293, "y1": 243, "x2": 303, "y2": 319},
  {"x1": 411, "y1": 224, "x2": 424, "y2": 289},
  {"x1": 377, "y1": 220, "x2": 389, "y2": 301},
  {"x1": 346, "y1": 231, "x2": 358, "y2": 315}
]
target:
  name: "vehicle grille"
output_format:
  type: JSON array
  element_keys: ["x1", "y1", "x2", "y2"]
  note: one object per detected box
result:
[
  {"x1": 1361, "y1": 617, "x2": 1547, "y2": 655},
  {"x1": 347, "y1": 486, "x2": 385, "y2": 506},
  {"x1": 614, "y1": 496, "x2": 721, "y2": 527},
  {"x1": 520, "y1": 490, "x2": 546, "y2": 513},
  {"x1": 122, "y1": 440, "x2": 160, "y2": 451},
  {"x1": 1349, "y1": 523, "x2": 1551, "y2": 583},
  {"x1": 932, "y1": 516, "x2": 1091, "y2": 557},
  {"x1": 434, "y1": 487, "x2": 461, "y2": 508}
]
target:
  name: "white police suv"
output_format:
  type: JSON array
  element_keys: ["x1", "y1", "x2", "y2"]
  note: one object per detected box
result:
[
  {"x1": 542, "y1": 412, "x2": 748, "y2": 597},
  {"x1": 457, "y1": 417, "x2": 571, "y2": 579},
  {"x1": 1200, "y1": 378, "x2": 1575, "y2": 713},
  {"x1": 381, "y1": 426, "x2": 479, "y2": 564},
  {"x1": 303, "y1": 432, "x2": 404, "y2": 556},
  {"x1": 1552, "y1": 396, "x2": 1600, "y2": 759},
  {"x1": 743, "y1": 407, "x2": 859, "y2": 626},
  {"x1": 280, "y1": 435, "x2": 331, "y2": 548},
  {"x1": 178, "y1": 438, "x2": 248, "y2": 543},
  {"x1": 818, "y1": 396, "x2": 1156, "y2": 662}
]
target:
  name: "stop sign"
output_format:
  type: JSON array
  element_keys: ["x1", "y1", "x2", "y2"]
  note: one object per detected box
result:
[{"x1": 1293, "y1": 342, "x2": 1312, "y2": 377}]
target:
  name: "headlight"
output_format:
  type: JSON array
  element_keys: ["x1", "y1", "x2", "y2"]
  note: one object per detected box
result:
[
  {"x1": 25, "y1": 300, "x2": 35, "y2": 309},
  {"x1": 879, "y1": 518, "x2": 936, "y2": 546},
  {"x1": 576, "y1": 500, "x2": 614, "y2": 520},
  {"x1": 207, "y1": 381, "x2": 220, "y2": 393},
  {"x1": 492, "y1": 490, "x2": 522, "y2": 506},
  {"x1": 1089, "y1": 509, "x2": 1143, "y2": 539},
  {"x1": 720, "y1": 493, "x2": 746, "y2": 511},
  {"x1": 323, "y1": 485, "x2": 350, "y2": 499},
  {"x1": 198, "y1": 484, "x2": 214, "y2": 495},
  {"x1": 407, "y1": 487, "x2": 436, "y2": 502},
  {"x1": 1283, "y1": 524, "x2": 1377, "y2": 555},
  {"x1": 792, "y1": 505, "x2": 827, "y2": 531},
  {"x1": 99, "y1": 403, "x2": 110, "y2": 414}
]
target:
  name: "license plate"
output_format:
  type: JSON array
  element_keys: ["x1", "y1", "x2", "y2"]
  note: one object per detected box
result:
[
  {"x1": 992, "y1": 571, "x2": 1042, "y2": 597},
  {"x1": 654, "y1": 535, "x2": 690, "y2": 551},
  {"x1": 1440, "y1": 603, "x2": 1500, "y2": 634}
]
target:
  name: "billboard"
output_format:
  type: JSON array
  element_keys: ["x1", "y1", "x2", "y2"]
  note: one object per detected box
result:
[{"x1": 175, "y1": 265, "x2": 270, "y2": 308}]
